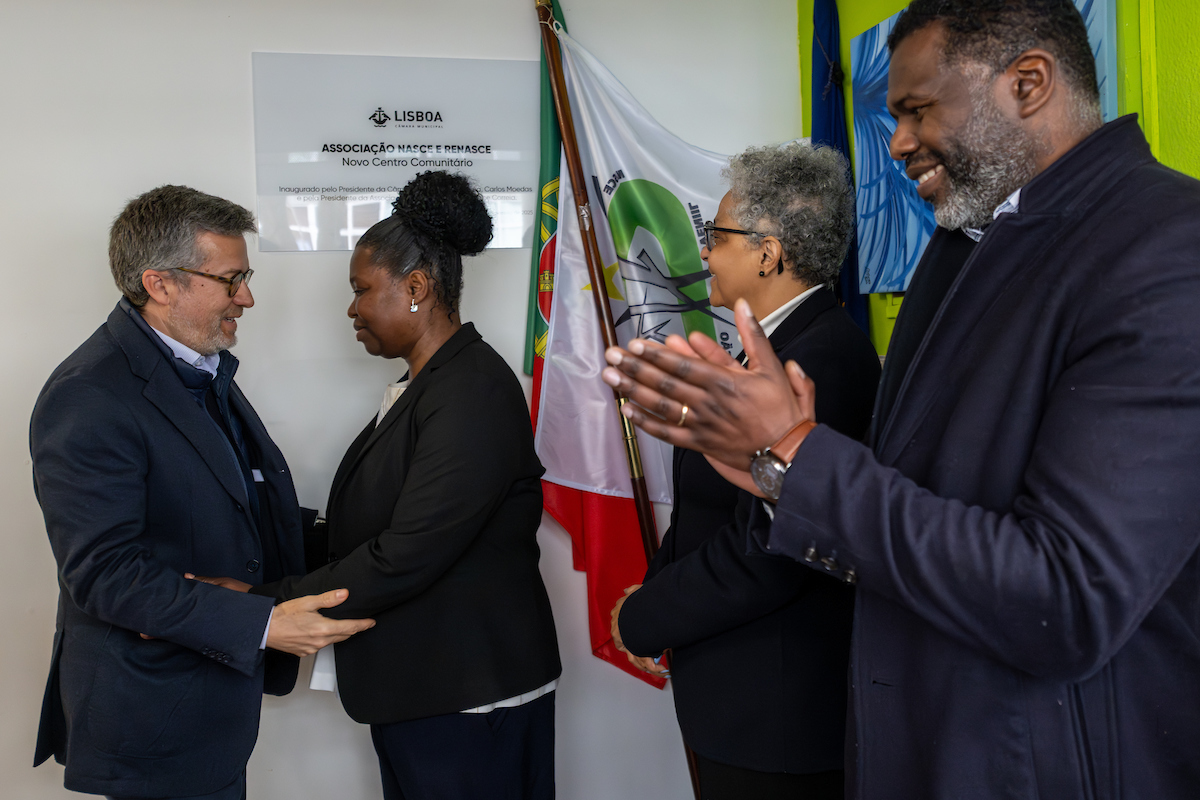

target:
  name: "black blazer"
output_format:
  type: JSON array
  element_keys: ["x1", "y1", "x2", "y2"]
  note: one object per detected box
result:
[
  {"x1": 755, "y1": 117, "x2": 1200, "y2": 797},
  {"x1": 31, "y1": 302, "x2": 304, "y2": 797},
  {"x1": 259, "y1": 323, "x2": 561, "y2": 724},
  {"x1": 619, "y1": 288, "x2": 880, "y2": 773}
]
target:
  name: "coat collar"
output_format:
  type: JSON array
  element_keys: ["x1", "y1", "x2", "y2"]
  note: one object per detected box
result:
[
  {"x1": 367, "y1": 321, "x2": 481, "y2": 438},
  {"x1": 873, "y1": 116, "x2": 1156, "y2": 464},
  {"x1": 331, "y1": 322, "x2": 483, "y2": 500},
  {"x1": 421, "y1": 321, "x2": 482, "y2": 374},
  {"x1": 111, "y1": 298, "x2": 170, "y2": 382},
  {"x1": 734, "y1": 286, "x2": 835, "y2": 363},
  {"x1": 1015, "y1": 115, "x2": 1154, "y2": 218},
  {"x1": 106, "y1": 301, "x2": 250, "y2": 507}
]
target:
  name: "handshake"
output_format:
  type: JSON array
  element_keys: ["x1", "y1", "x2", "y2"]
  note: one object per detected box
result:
[{"x1": 142, "y1": 574, "x2": 376, "y2": 658}]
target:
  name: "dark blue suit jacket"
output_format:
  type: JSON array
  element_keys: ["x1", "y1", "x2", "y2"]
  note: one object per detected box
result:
[
  {"x1": 755, "y1": 117, "x2": 1200, "y2": 797},
  {"x1": 620, "y1": 288, "x2": 879, "y2": 773},
  {"x1": 31, "y1": 302, "x2": 304, "y2": 797}
]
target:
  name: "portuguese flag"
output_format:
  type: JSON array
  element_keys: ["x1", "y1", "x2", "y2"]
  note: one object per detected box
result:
[
  {"x1": 523, "y1": 2, "x2": 565, "y2": 389},
  {"x1": 526, "y1": 16, "x2": 732, "y2": 689}
]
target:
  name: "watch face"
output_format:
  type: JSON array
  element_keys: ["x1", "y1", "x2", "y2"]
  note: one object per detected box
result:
[{"x1": 750, "y1": 453, "x2": 787, "y2": 501}]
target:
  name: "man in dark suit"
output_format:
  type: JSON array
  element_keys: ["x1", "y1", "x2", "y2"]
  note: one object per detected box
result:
[
  {"x1": 31, "y1": 185, "x2": 374, "y2": 800},
  {"x1": 599, "y1": 1, "x2": 1200, "y2": 797}
]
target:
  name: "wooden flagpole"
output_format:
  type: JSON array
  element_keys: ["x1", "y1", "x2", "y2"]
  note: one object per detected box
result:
[
  {"x1": 535, "y1": 3, "x2": 702, "y2": 797},
  {"x1": 534, "y1": 1, "x2": 658, "y2": 563}
]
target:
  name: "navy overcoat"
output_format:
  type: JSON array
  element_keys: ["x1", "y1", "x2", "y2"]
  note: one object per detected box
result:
[
  {"x1": 756, "y1": 117, "x2": 1200, "y2": 798},
  {"x1": 31, "y1": 302, "x2": 304, "y2": 797}
]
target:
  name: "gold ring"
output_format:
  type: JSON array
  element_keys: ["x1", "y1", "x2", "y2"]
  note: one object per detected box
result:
[{"x1": 677, "y1": 405, "x2": 689, "y2": 427}]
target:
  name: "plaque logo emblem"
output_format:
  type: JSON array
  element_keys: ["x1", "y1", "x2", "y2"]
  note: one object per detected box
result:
[{"x1": 369, "y1": 107, "x2": 391, "y2": 127}]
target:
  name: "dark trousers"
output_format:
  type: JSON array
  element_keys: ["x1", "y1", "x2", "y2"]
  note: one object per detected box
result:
[
  {"x1": 370, "y1": 691, "x2": 555, "y2": 800},
  {"x1": 693, "y1": 753, "x2": 844, "y2": 800},
  {"x1": 107, "y1": 771, "x2": 246, "y2": 800}
]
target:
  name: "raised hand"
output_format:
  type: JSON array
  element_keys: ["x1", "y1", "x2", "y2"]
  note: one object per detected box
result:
[{"x1": 601, "y1": 299, "x2": 815, "y2": 469}]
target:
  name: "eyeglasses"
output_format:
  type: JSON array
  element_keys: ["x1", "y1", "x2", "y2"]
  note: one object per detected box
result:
[
  {"x1": 173, "y1": 266, "x2": 254, "y2": 297},
  {"x1": 702, "y1": 221, "x2": 764, "y2": 250}
]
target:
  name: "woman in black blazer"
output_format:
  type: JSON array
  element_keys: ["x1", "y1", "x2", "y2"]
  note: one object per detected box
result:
[
  {"x1": 613, "y1": 142, "x2": 880, "y2": 799},
  {"x1": 255, "y1": 172, "x2": 561, "y2": 799}
]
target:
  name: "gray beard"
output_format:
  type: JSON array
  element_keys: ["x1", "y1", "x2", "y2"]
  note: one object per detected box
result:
[
  {"x1": 166, "y1": 306, "x2": 235, "y2": 355},
  {"x1": 932, "y1": 85, "x2": 1045, "y2": 231}
]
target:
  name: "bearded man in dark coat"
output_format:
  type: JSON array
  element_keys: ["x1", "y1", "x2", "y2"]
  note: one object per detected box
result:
[{"x1": 599, "y1": 1, "x2": 1200, "y2": 797}]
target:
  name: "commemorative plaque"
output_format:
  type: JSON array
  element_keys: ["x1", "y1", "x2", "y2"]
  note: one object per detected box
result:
[{"x1": 252, "y1": 52, "x2": 539, "y2": 251}]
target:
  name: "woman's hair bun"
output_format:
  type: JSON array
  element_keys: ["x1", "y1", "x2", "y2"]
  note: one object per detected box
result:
[{"x1": 391, "y1": 171, "x2": 493, "y2": 256}]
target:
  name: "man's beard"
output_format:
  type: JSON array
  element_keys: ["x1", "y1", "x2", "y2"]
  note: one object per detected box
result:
[
  {"x1": 166, "y1": 301, "x2": 236, "y2": 355},
  {"x1": 931, "y1": 81, "x2": 1046, "y2": 231}
]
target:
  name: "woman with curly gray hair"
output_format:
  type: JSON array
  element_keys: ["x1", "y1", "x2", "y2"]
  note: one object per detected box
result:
[
  {"x1": 707, "y1": 140, "x2": 856, "y2": 315},
  {"x1": 614, "y1": 141, "x2": 880, "y2": 799}
]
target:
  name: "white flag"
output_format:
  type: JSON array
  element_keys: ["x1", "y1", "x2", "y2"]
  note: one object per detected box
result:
[{"x1": 535, "y1": 28, "x2": 736, "y2": 503}]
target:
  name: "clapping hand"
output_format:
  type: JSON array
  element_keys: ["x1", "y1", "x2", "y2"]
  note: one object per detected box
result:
[{"x1": 600, "y1": 299, "x2": 816, "y2": 480}]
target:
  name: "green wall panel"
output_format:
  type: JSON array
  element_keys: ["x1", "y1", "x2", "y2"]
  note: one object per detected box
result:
[{"x1": 1154, "y1": 0, "x2": 1200, "y2": 178}]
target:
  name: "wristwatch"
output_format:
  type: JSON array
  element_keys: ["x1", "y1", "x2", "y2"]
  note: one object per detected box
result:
[{"x1": 750, "y1": 420, "x2": 816, "y2": 501}]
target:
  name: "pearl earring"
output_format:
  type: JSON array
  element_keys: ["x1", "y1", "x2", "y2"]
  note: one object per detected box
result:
[{"x1": 410, "y1": 298, "x2": 418, "y2": 313}]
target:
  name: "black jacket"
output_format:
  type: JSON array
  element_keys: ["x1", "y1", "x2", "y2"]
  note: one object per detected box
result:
[
  {"x1": 620, "y1": 288, "x2": 879, "y2": 772},
  {"x1": 258, "y1": 323, "x2": 561, "y2": 723},
  {"x1": 757, "y1": 117, "x2": 1200, "y2": 798}
]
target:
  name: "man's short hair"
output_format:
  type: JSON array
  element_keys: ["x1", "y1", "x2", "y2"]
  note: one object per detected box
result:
[
  {"x1": 723, "y1": 141, "x2": 855, "y2": 288},
  {"x1": 888, "y1": 0, "x2": 1100, "y2": 112},
  {"x1": 109, "y1": 185, "x2": 256, "y2": 306}
]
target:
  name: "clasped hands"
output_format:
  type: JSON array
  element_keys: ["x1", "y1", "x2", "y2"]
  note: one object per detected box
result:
[
  {"x1": 600, "y1": 298, "x2": 818, "y2": 497},
  {"x1": 166, "y1": 304, "x2": 808, "y2": 668},
  {"x1": 183, "y1": 573, "x2": 375, "y2": 657}
]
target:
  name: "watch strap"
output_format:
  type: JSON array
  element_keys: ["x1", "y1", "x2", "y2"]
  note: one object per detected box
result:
[{"x1": 768, "y1": 419, "x2": 817, "y2": 465}]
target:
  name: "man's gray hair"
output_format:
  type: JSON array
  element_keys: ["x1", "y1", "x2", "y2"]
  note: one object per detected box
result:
[
  {"x1": 109, "y1": 185, "x2": 256, "y2": 306},
  {"x1": 723, "y1": 141, "x2": 855, "y2": 287}
]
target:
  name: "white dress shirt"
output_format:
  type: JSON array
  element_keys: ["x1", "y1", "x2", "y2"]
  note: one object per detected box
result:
[
  {"x1": 150, "y1": 327, "x2": 220, "y2": 376},
  {"x1": 963, "y1": 187, "x2": 1023, "y2": 242},
  {"x1": 738, "y1": 283, "x2": 824, "y2": 365}
]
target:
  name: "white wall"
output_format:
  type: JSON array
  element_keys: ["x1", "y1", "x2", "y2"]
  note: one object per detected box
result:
[{"x1": 0, "y1": 1, "x2": 800, "y2": 797}]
